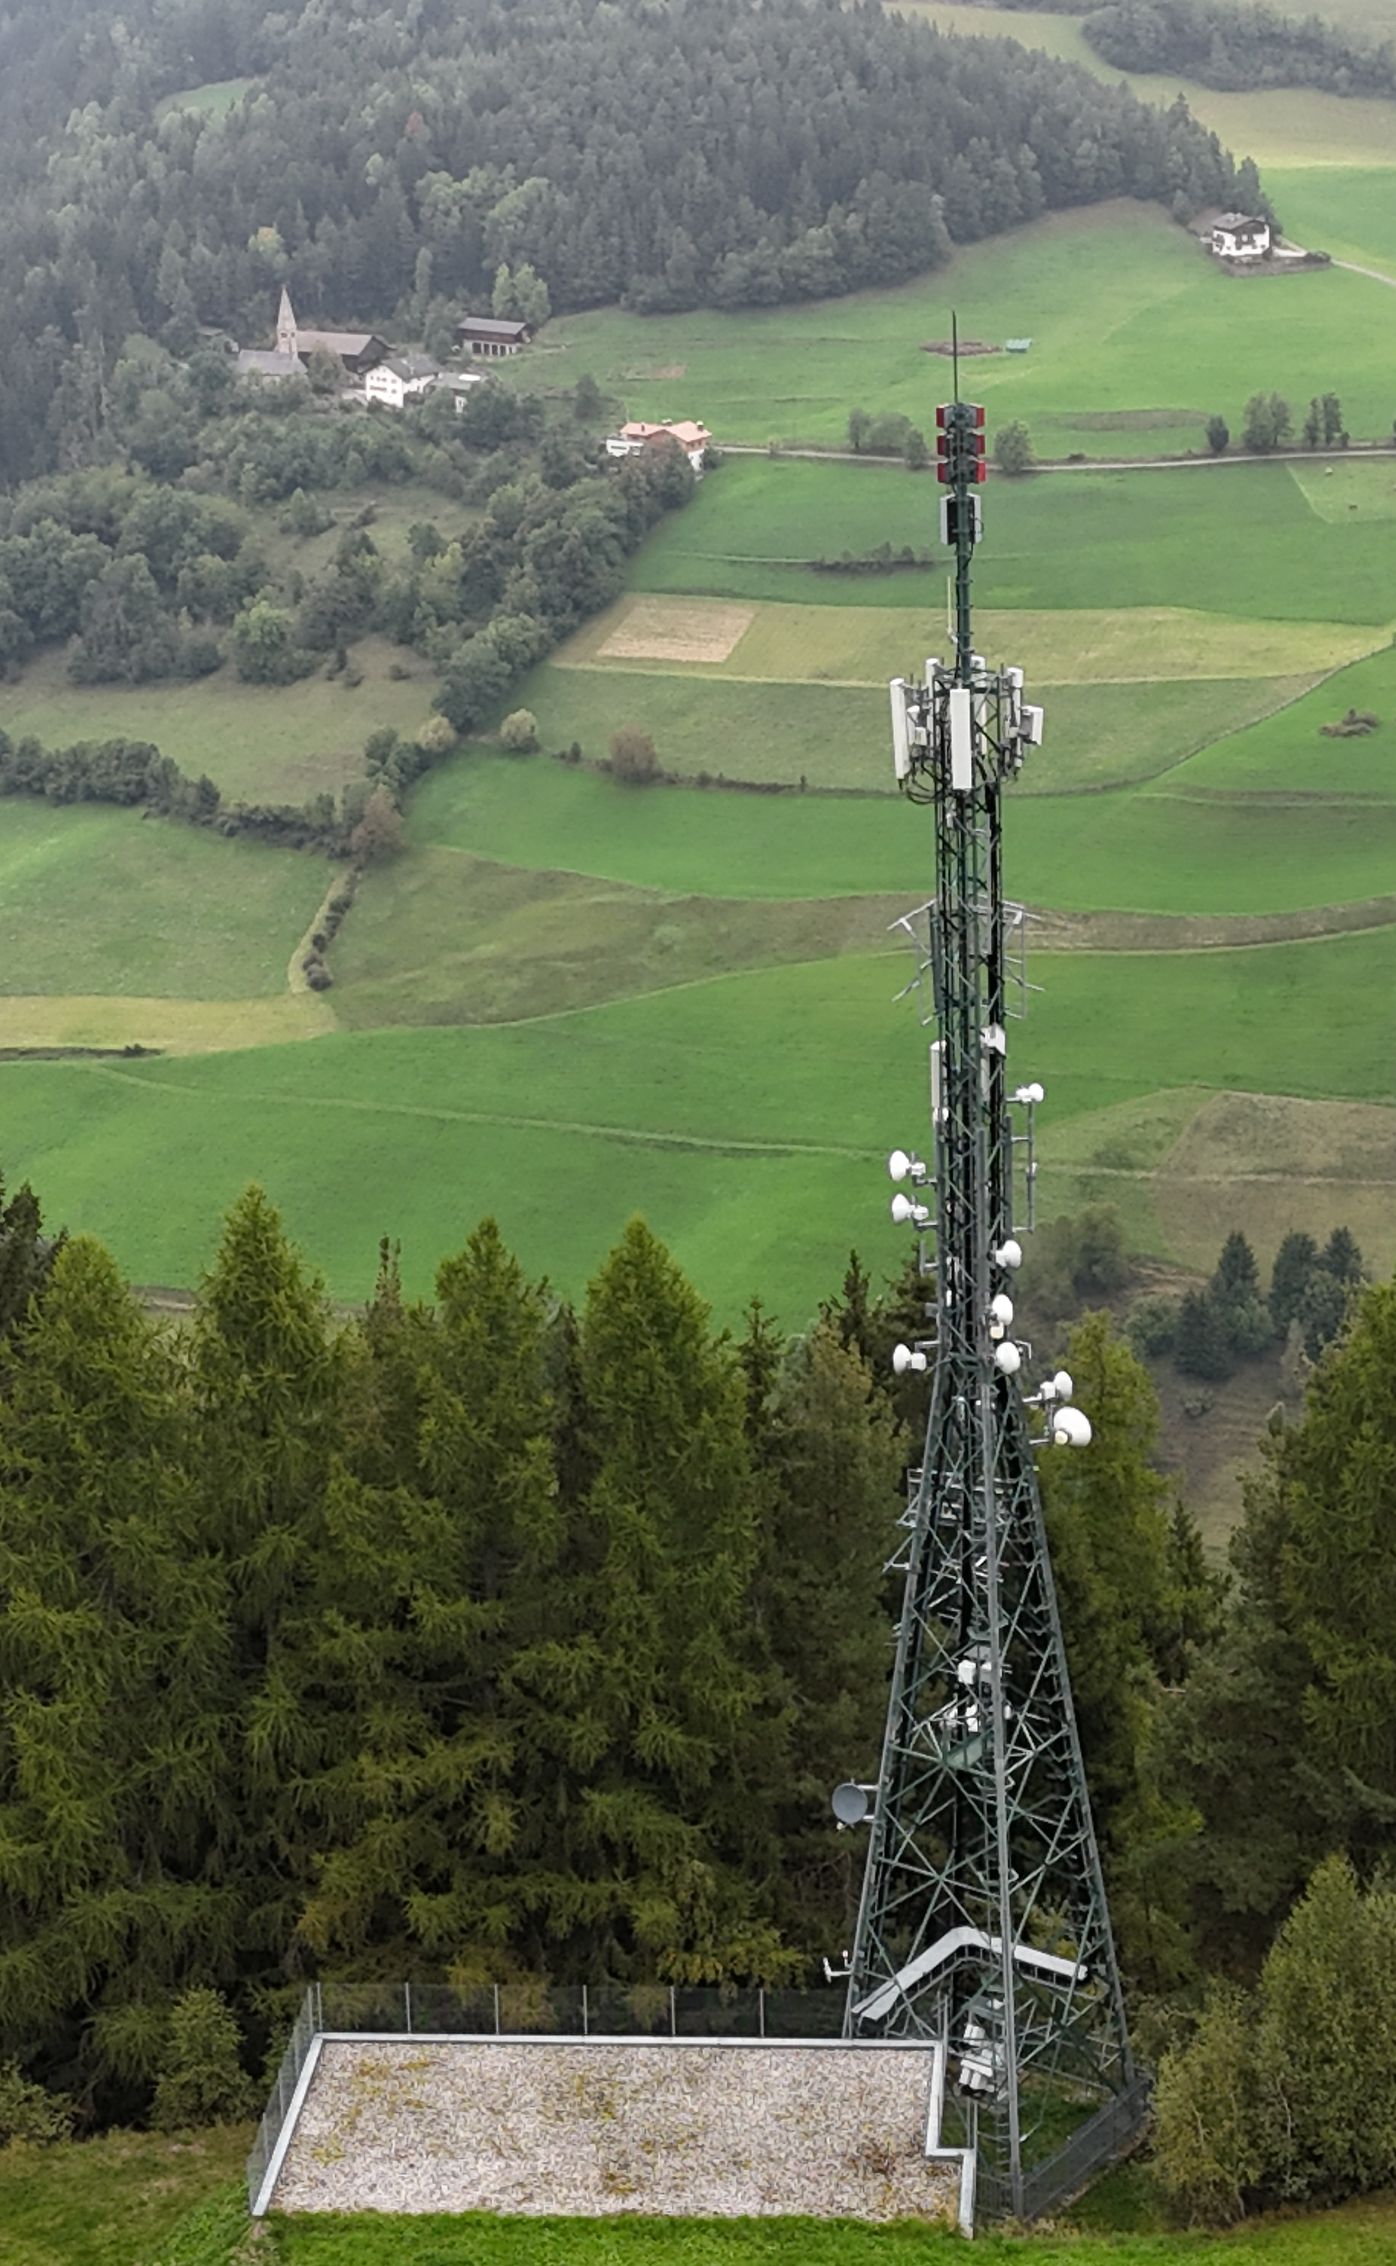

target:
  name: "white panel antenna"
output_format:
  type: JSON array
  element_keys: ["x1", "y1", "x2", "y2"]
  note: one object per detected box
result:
[
  {"x1": 889, "y1": 678, "x2": 911, "y2": 782},
  {"x1": 949, "y1": 686, "x2": 973, "y2": 791}
]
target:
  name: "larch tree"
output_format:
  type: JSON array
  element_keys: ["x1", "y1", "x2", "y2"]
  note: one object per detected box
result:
[
  {"x1": 0, "y1": 1239, "x2": 231, "y2": 2112},
  {"x1": 1039, "y1": 1312, "x2": 1208, "y2": 1992},
  {"x1": 753, "y1": 1319, "x2": 904, "y2": 1954}
]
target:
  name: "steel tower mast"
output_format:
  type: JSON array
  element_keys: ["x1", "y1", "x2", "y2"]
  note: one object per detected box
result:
[{"x1": 838, "y1": 384, "x2": 1145, "y2": 2219}]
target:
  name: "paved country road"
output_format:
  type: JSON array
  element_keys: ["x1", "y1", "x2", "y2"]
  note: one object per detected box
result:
[{"x1": 724, "y1": 441, "x2": 1396, "y2": 473}]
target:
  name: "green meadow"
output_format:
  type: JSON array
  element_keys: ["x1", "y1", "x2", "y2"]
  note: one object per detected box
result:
[
  {"x1": 1172, "y1": 645, "x2": 1396, "y2": 796},
  {"x1": 499, "y1": 664, "x2": 1299, "y2": 794},
  {"x1": 534, "y1": 201, "x2": 1396, "y2": 454},
  {"x1": 8, "y1": 906, "x2": 1396, "y2": 1315},
  {"x1": 406, "y1": 750, "x2": 1396, "y2": 918},
  {"x1": 627, "y1": 456, "x2": 1396, "y2": 622},
  {"x1": 0, "y1": 802, "x2": 323, "y2": 1001},
  {"x1": 153, "y1": 76, "x2": 256, "y2": 120},
  {"x1": 1269, "y1": 166, "x2": 1396, "y2": 274}
]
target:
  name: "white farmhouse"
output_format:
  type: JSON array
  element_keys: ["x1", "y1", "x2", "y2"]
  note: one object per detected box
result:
[
  {"x1": 1211, "y1": 213, "x2": 1271, "y2": 260},
  {"x1": 365, "y1": 353, "x2": 442, "y2": 410}
]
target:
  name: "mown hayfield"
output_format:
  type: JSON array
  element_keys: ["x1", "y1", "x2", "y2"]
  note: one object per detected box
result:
[
  {"x1": 1150, "y1": 1089, "x2": 1396, "y2": 1284},
  {"x1": 0, "y1": 801, "x2": 326, "y2": 1001},
  {"x1": 7, "y1": 919, "x2": 1396, "y2": 1314},
  {"x1": 637, "y1": 460, "x2": 1396, "y2": 624},
  {"x1": 535, "y1": 201, "x2": 1396, "y2": 453},
  {"x1": 328, "y1": 843, "x2": 895, "y2": 1028},
  {"x1": 565, "y1": 591, "x2": 1373, "y2": 687},
  {"x1": 490, "y1": 663, "x2": 1303, "y2": 796},
  {"x1": 0, "y1": 992, "x2": 333, "y2": 1054},
  {"x1": 0, "y1": 638, "x2": 431, "y2": 803}
]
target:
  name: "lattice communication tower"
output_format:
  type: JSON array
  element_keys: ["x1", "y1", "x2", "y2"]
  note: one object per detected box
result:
[{"x1": 835, "y1": 387, "x2": 1146, "y2": 2219}]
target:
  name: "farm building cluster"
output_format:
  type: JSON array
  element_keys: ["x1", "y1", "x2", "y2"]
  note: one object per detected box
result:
[{"x1": 231, "y1": 290, "x2": 535, "y2": 407}]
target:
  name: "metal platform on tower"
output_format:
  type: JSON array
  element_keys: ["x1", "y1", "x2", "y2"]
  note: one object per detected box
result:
[{"x1": 833, "y1": 378, "x2": 1149, "y2": 2222}]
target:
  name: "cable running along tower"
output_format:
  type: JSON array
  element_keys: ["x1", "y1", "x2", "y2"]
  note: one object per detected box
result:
[{"x1": 837, "y1": 378, "x2": 1144, "y2": 2218}]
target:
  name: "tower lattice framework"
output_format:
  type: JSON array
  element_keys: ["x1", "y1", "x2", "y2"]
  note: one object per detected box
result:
[{"x1": 842, "y1": 395, "x2": 1144, "y2": 2219}]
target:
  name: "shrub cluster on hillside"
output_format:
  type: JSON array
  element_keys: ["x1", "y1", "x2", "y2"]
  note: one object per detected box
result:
[
  {"x1": 0, "y1": 0, "x2": 1262, "y2": 483},
  {"x1": 1157, "y1": 1858, "x2": 1396, "y2": 2224}
]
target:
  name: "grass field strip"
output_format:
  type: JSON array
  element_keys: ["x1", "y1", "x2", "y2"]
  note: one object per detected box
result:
[
  {"x1": 559, "y1": 595, "x2": 1385, "y2": 686},
  {"x1": 18, "y1": 1057, "x2": 874, "y2": 1161}
]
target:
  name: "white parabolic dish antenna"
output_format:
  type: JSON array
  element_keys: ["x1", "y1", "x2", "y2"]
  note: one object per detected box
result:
[{"x1": 832, "y1": 1782, "x2": 872, "y2": 1827}]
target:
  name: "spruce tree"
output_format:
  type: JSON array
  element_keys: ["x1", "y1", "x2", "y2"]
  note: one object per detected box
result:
[
  {"x1": 1211, "y1": 1231, "x2": 1271, "y2": 1357},
  {"x1": 1175, "y1": 1285, "x2": 1233, "y2": 1380},
  {"x1": 190, "y1": 1188, "x2": 344, "y2": 1979},
  {"x1": 1160, "y1": 1425, "x2": 1316, "y2": 1976},
  {"x1": 1269, "y1": 1230, "x2": 1317, "y2": 1334},
  {"x1": 1297, "y1": 1267, "x2": 1347, "y2": 1360},
  {"x1": 1165, "y1": 1281, "x2": 1396, "y2": 1971},
  {"x1": 0, "y1": 1171, "x2": 60, "y2": 1342},
  {"x1": 564, "y1": 1219, "x2": 785, "y2": 1983},
  {"x1": 1319, "y1": 1224, "x2": 1363, "y2": 1285}
]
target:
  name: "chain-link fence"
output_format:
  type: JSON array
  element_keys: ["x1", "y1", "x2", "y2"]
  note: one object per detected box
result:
[
  {"x1": 977, "y1": 2075, "x2": 1152, "y2": 2222},
  {"x1": 246, "y1": 1984, "x2": 321, "y2": 2212},
  {"x1": 312, "y1": 1980, "x2": 851, "y2": 2040}
]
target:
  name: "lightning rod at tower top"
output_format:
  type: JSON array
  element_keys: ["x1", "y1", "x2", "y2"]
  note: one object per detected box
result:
[{"x1": 832, "y1": 328, "x2": 1149, "y2": 2221}]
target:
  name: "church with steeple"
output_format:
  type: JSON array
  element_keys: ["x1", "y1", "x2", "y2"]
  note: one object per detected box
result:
[{"x1": 235, "y1": 288, "x2": 387, "y2": 382}]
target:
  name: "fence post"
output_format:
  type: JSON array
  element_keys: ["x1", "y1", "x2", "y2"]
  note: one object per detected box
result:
[
  {"x1": 669, "y1": 1986, "x2": 676, "y2": 2038},
  {"x1": 405, "y1": 1981, "x2": 413, "y2": 2034},
  {"x1": 494, "y1": 1982, "x2": 501, "y2": 2037},
  {"x1": 581, "y1": 1984, "x2": 589, "y2": 2038},
  {"x1": 758, "y1": 1987, "x2": 766, "y2": 2039},
  {"x1": 315, "y1": 1980, "x2": 323, "y2": 2034}
]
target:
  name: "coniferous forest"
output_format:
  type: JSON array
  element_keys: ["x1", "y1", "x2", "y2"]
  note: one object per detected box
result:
[
  {"x1": 0, "y1": 0, "x2": 1258, "y2": 484},
  {"x1": 2, "y1": 1170, "x2": 1396, "y2": 2220}
]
